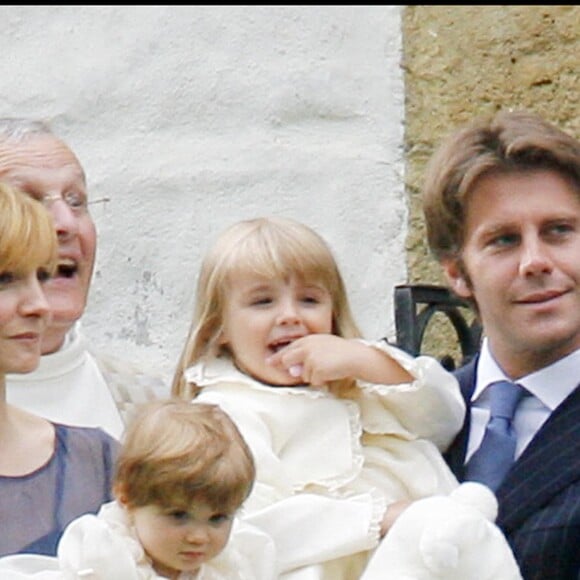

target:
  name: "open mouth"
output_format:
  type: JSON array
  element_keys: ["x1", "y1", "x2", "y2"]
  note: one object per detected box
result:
[
  {"x1": 56, "y1": 258, "x2": 78, "y2": 279},
  {"x1": 268, "y1": 337, "x2": 300, "y2": 355}
]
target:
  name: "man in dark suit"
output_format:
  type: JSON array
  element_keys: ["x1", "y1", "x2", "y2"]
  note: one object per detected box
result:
[{"x1": 422, "y1": 110, "x2": 580, "y2": 580}]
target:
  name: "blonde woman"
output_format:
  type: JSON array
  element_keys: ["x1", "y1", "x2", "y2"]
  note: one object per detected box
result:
[{"x1": 0, "y1": 183, "x2": 118, "y2": 557}]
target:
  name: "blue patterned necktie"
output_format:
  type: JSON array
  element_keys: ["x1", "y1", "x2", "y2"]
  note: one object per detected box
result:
[{"x1": 465, "y1": 380, "x2": 525, "y2": 491}]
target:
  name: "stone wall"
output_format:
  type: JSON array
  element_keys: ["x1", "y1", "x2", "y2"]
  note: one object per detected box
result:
[{"x1": 401, "y1": 5, "x2": 579, "y2": 362}]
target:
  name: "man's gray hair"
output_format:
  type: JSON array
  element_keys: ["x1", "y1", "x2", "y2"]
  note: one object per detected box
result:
[{"x1": 0, "y1": 118, "x2": 53, "y2": 141}]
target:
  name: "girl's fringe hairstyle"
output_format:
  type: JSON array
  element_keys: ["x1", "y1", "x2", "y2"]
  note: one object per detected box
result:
[
  {"x1": 0, "y1": 182, "x2": 58, "y2": 275},
  {"x1": 115, "y1": 399, "x2": 255, "y2": 513},
  {"x1": 172, "y1": 217, "x2": 362, "y2": 399}
]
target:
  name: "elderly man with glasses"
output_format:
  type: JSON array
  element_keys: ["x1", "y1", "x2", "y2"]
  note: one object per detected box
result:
[{"x1": 1, "y1": 118, "x2": 166, "y2": 439}]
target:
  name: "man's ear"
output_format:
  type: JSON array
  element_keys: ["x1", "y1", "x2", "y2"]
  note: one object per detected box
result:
[{"x1": 442, "y1": 258, "x2": 472, "y2": 299}]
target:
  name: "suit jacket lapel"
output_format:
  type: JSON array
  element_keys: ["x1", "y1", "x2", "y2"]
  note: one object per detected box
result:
[
  {"x1": 497, "y1": 384, "x2": 580, "y2": 533},
  {"x1": 445, "y1": 358, "x2": 478, "y2": 477}
]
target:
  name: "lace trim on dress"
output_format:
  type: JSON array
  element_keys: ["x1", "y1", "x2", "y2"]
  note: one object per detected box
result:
[{"x1": 355, "y1": 339, "x2": 422, "y2": 396}]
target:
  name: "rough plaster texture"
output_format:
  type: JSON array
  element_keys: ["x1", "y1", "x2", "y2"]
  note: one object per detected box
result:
[
  {"x1": 0, "y1": 6, "x2": 406, "y2": 375},
  {"x1": 402, "y1": 5, "x2": 579, "y2": 363}
]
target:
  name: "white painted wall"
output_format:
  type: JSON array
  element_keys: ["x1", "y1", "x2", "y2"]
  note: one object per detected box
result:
[{"x1": 0, "y1": 5, "x2": 407, "y2": 378}]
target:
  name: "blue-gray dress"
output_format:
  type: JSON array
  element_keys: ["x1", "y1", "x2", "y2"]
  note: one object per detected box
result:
[{"x1": 0, "y1": 423, "x2": 119, "y2": 557}]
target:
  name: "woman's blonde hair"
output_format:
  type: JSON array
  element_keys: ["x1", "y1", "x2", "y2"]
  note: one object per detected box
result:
[
  {"x1": 172, "y1": 216, "x2": 361, "y2": 398},
  {"x1": 115, "y1": 399, "x2": 255, "y2": 514},
  {"x1": 0, "y1": 182, "x2": 57, "y2": 275}
]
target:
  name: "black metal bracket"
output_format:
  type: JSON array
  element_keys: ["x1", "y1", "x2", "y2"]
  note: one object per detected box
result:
[{"x1": 393, "y1": 284, "x2": 482, "y2": 370}]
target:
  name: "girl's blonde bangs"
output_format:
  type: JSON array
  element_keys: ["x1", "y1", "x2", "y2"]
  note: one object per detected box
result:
[{"x1": 222, "y1": 222, "x2": 339, "y2": 289}]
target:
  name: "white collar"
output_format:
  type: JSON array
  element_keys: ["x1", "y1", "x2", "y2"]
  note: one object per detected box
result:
[
  {"x1": 475, "y1": 338, "x2": 580, "y2": 411},
  {"x1": 184, "y1": 356, "x2": 327, "y2": 399}
]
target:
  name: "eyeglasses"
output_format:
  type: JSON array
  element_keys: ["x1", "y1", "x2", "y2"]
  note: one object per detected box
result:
[{"x1": 40, "y1": 192, "x2": 111, "y2": 214}]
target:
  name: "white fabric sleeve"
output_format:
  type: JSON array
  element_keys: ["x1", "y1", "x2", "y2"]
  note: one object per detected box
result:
[
  {"x1": 0, "y1": 554, "x2": 62, "y2": 579},
  {"x1": 356, "y1": 340, "x2": 465, "y2": 450},
  {"x1": 57, "y1": 514, "x2": 141, "y2": 580},
  {"x1": 243, "y1": 491, "x2": 384, "y2": 574},
  {"x1": 216, "y1": 518, "x2": 279, "y2": 580}
]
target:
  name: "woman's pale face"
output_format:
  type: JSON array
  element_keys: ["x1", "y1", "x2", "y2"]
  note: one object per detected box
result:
[{"x1": 0, "y1": 268, "x2": 51, "y2": 375}]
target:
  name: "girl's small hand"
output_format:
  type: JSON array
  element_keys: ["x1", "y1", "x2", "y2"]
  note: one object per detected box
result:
[
  {"x1": 267, "y1": 335, "x2": 413, "y2": 387},
  {"x1": 266, "y1": 334, "x2": 363, "y2": 386},
  {"x1": 288, "y1": 364, "x2": 304, "y2": 378}
]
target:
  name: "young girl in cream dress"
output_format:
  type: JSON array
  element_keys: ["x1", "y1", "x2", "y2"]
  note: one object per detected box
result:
[{"x1": 171, "y1": 217, "x2": 469, "y2": 579}]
